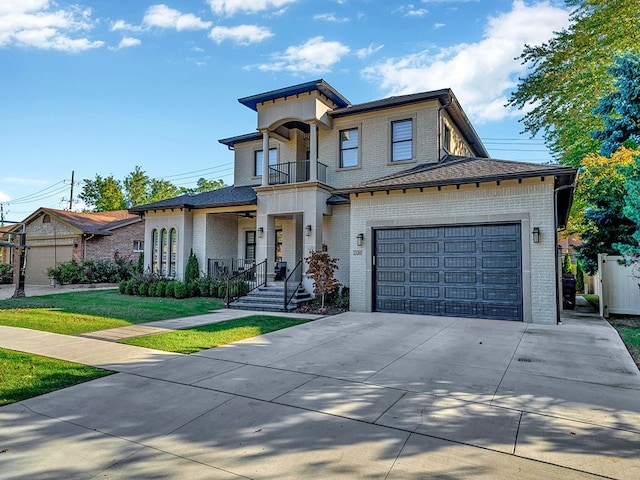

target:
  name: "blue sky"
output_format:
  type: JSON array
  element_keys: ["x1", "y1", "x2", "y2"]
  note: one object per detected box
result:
[{"x1": 0, "y1": 0, "x2": 570, "y2": 218}]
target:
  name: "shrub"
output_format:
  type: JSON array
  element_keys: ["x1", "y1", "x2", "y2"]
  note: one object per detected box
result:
[
  {"x1": 184, "y1": 250, "x2": 199, "y2": 283},
  {"x1": 136, "y1": 252, "x2": 144, "y2": 274},
  {"x1": 562, "y1": 253, "x2": 573, "y2": 275},
  {"x1": 148, "y1": 282, "x2": 156, "y2": 297},
  {"x1": 118, "y1": 280, "x2": 127, "y2": 294},
  {"x1": 335, "y1": 286, "x2": 350, "y2": 309},
  {"x1": 138, "y1": 281, "x2": 149, "y2": 297},
  {"x1": 174, "y1": 281, "x2": 187, "y2": 299},
  {"x1": 156, "y1": 281, "x2": 166, "y2": 297},
  {"x1": 229, "y1": 279, "x2": 249, "y2": 298},
  {"x1": 186, "y1": 281, "x2": 199, "y2": 298},
  {"x1": 165, "y1": 281, "x2": 176, "y2": 298},
  {"x1": 124, "y1": 279, "x2": 134, "y2": 295},
  {"x1": 47, "y1": 260, "x2": 86, "y2": 285},
  {"x1": 217, "y1": 283, "x2": 227, "y2": 299},
  {"x1": 0, "y1": 264, "x2": 13, "y2": 284},
  {"x1": 576, "y1": 262, "x2": 585, "y2": 293}
]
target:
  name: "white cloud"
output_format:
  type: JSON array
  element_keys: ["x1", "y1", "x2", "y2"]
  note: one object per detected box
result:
[
  {"x1": 357, "y1": 43, "x2": 384, "y2": 59},
  {"x1": 313, "y1": 13, "x2": 350, "y2": 23},
  {"x1": 0, "y1": 190, "x2": 9, "y2": 202},
  {"x1": 118, "y1": 36, "x2": 141, "y2": 49},
  {"x1": 143, "y1": 4, "x2": 212, "y2": 31},
  {"x1": 209, "y1": 24, "x2": 273, "y2": 45},
  {"x1": 394, "y1": 4, "x2": 429, "y2": 17},
  {"x1": 0, "y1": 0, "x2": 103, "y2": 52},
  {"x1": 207, "y1": 0, "x2": 297, "y2": 16},
  {"x1": 433, "y1": 22, "x2": 446, "y2": 29},
  {"x1": 363, "y1": 1, "x2": 569, "y2": 123},
  {"x1": 257, "y1": 36, "x2": 350, "y2": 75},
  {"x1": 110, "y1": 19, "x2": 144, "y2": 32}
]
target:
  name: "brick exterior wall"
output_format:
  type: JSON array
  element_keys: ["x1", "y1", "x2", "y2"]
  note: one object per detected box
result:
[
  {"x1": 84, "y1": 221, "x2": 144, "y2": 263},
  {"x1": 348, "y1": 179, "x2": 558, "y2": 324}
]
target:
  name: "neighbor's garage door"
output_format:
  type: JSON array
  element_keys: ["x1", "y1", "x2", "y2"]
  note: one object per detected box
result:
[
  {"x1": 26, "y1": 245, "x2": 73, "y2": 285},
  {"x1": 374, "y1": 224, "x2": 522, "y2": 321}
]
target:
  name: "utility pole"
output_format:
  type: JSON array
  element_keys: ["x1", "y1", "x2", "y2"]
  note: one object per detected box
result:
[
  {"x1": 0, "y1": 203, "x2": 4, "y2": 226},
  {"x1": 69, "y1": 170, "x2": 75, "y2": 211}
]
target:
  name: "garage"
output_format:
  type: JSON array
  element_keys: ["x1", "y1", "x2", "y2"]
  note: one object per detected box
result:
[
  {"x1": 25, "y1": 245, "x2": 73, "y2": 285},
  {"x1": 374, "y1": 223, "x2": 522, "y2": 321}
]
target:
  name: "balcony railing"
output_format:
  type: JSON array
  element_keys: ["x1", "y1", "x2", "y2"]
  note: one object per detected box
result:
[{"x1": 268, "y1": 160, "x2": 327, "y2": 185}]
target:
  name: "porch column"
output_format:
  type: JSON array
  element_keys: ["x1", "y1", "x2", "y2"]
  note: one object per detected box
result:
[
  {"x1": 256, "y1": 214, "x2": 277, "y2": 283},
  {"x1": 309, "y1": 122, "x2": 318, "y2": 182},
  {"x1": 261, "y1": 130, "x2": 270, "y2": 187}
]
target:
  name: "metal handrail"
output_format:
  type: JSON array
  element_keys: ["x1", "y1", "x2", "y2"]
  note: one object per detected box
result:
[
  {"x1": 226, "y1": 259, "x2": 267, "y2": 307},
  {"x1": 283, "y1": 259, "x2": 304, "y2": 310},
  {"x1": 268, "y1": 161, "x2": 328, "y2": 185}
]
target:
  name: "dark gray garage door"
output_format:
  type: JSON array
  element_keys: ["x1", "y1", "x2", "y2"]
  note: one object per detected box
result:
[{"x1": 374, "y1": 224, "x2": 522, "y2": 321}]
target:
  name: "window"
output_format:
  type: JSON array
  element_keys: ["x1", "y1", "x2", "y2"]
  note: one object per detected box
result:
[
  {"x1": 391, "y1": 119, "x2": 413, "y2": 162},
  {"x1": 152, "y1": 229, "x2": 159, "y2": 273},
  {"x1": 160, "y1": 228, "x2": 168, "y2": 276},
  {"x1": 133, "y1": 240, "x2": 144, "y2": 253},
  {"x1": 275, "y1": 229, "x2": 283, "y2": 262},
  {"x1": 169, "y1": 229, "x2": 177, "y2": 277},
  {"x1": 255, "y1": 148, "x2": 277, "y2": 176},
  {"x1": 339, "y1": 128, "x2": 359, "y2": 168},
  {"x1": 444, "y1": 125, "x2": 452, "y2": 152},
  {"x1": 245, "y1": 231, "x2": 256, "y2": 261}
]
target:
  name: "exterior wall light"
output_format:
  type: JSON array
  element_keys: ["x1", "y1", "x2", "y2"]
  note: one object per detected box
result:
[
  {"x1": 257, "y1": 227, "x2": 264, "y2": 238},
  {"x1": 532, "y1": 227, "x2": 540, "y2": 244},
  {"x1": 356, "y1": 233, "x2": 364, "y2": 247},
  {"x1": 305, "y1": 224, "x2": 312, "y2": 236}
]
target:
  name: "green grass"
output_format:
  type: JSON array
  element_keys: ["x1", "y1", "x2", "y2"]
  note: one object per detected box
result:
[
  {"x1": 0, "y1": 289, "x2": 225, "y2": 334},
  {"x1": 121, "y1": 315, "x2": 310, "y2": 354},
  {"x1": 614, "y1": 325, "x2": 640, "y2": 368},
  {"x1": 0, "y1": 348, "x2": 113, "y2": 406},
  {"x1": 582, "y1": 293, "x2": 600, "y2": 309}
]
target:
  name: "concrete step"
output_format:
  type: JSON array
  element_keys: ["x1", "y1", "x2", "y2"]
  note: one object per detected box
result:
[{"x1": 229, "y1": 284, "x2": 312, "y2": 312}]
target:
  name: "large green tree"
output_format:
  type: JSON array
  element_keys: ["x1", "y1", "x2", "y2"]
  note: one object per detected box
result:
[
  {"x1": 123, "y1": 166, "x2": 151, "y2": 207},
  {"x1": 79, "y1": 175, "x2": 126, "y2": 211},
  {"x1": 507, "y1": 0, "x2": 640, "y2": 166}
]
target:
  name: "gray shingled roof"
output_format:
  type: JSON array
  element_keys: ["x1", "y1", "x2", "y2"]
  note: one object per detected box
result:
[
  {"x1": 129, "y1": 185, "x2": 258, "y2": 213},
  {"x1": 337, "y1": 155, "x2": 576, "y2": 193}
]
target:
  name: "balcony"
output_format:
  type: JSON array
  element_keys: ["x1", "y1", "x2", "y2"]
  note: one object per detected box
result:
[{"x1": 268, "y1": 160, "x2": 327, "y2": 185}]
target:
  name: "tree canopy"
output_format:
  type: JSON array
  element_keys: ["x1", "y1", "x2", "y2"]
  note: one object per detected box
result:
[
  {"x1": 507, "y1": 0, "x2": 640, "y2": 166},
  {"x1": 80, "y1": 167, "x2": 226, "y2": 212}
]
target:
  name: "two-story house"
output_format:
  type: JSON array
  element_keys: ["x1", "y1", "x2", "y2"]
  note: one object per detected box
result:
[{"x1": 131, "y1": 79, "x2": 577, "y2": 324}]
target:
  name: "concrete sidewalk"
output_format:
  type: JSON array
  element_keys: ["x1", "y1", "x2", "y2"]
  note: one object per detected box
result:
[{"x1": 1, "y1": 312, "x2": 639, "y2": 479}]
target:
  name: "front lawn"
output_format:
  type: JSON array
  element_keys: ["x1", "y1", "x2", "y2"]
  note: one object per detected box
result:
[
  {"x1": 608, "y1": 318, "x2": 640, "y2": 369},
  {"x1": 121, "y1": 315, "x2": 310, "y2": 354},
  {"x1": 0, "y1": 290, "x2": 225, "y2": 334},
  {"x1": 0, "y1": 348, "x2": 113, "y2": 406}
]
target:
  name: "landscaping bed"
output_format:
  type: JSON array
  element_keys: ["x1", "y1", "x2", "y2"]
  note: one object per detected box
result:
[{"x1": 608, "y1": 316, "x2": 640, "y2": 369}]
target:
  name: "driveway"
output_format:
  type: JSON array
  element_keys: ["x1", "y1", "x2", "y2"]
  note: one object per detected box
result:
[{"x1": 1, "y1": 312, "x2": 639, "y2": 479}]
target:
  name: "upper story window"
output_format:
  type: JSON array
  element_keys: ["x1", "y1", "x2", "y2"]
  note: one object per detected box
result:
[
  {"x1": 444, "y1": 125, "x2": 452, "y2": 152},
  {"x1": 254, "y1": 148, "x2": 277, "y2": 176},
  {"x1": 391, "y1": 119, "x2": 413, "y2": 162},
  {"x1": 43, "y1": 214, "x2": 51, "y2": 223},
  {"x1": 339, "y1": 128, "x2": 359, "y2": 168}
]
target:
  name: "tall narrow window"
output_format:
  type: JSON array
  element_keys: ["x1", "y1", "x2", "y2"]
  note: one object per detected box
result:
[
  {"x1": 339, "y1": 128, "x2": 358, "y2": 168},
  {"x1": 245, "y1": 231, "x2": 256, "y2": 261},
  {"x1": 255, "y1": 148, "x2": 277, "y2": 176},
  {"x1": 152, "y1": 229, "x2": 159, "y2": 273},
  {"x1": 160, "y1": 228, "x2": 168, "y2": 276},
  {"x1": 169, "y1": 229, "x2": 177, "y2": 277},
  {"x1": 444, "y1": 125, "x2": 452, "y2": 152},
  {"x1": 391, "y1": 119, "x2": 413, "y2": 162}
]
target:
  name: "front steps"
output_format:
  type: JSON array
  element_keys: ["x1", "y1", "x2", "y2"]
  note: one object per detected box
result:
[{"x1": 229, "y1": 283, "x2": 313, "y2": 312}]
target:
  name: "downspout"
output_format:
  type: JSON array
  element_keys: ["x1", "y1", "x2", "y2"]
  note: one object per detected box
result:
[{"x1": 437, "y1": 96, "x2": 453, "y2": 162}]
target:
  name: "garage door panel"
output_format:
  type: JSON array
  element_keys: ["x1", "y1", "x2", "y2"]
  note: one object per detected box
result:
[{"x1": 375, "y1": 223, "x2": 522, "y2": 322}]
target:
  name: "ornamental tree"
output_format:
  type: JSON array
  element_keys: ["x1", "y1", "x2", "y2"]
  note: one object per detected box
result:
[{"x1": 305, "y1": 250, "x2": 340, "y2": 309}]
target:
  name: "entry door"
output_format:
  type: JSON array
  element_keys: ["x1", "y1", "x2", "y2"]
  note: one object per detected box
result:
[{"x1": 374, "y1": 224, "x2": 523, "y2": 321}]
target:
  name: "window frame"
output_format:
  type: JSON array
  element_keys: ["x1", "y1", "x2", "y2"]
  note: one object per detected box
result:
[
  {"x1": 169, "y1": 228, "x2": 177, "y2": 277},
  {"x1": 245, "y1": 230, "x2": 256, "y2": 261},
  {"x1": 254, "y1": 148, "x2": 278, "y2": 177},
  {"x1": 390, "y1": 118, "x2": 414, "y2": 163},
  {"x1": 152, "y1": 229, "x2": 159, "y2": 274},
  {"x1": 133, "y1": 240, "x2": 144, "y2": 253},
  {"x1": 338, "y1": 127, "x2": 360, "y2": 169}
]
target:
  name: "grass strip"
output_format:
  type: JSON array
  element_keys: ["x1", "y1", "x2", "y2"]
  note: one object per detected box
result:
[
  {"x1": 0, "y1": 348, "x2": 113, "y2": 406},
  {"x1": 0, "y1": 290, "x2": 225, "y2": 334},
  {"x1": 614, "y1": 325, "x2": 640, "y2": 369},
  {"x1": 121, "y1": 315, "x2": 310, "y2": 354}
]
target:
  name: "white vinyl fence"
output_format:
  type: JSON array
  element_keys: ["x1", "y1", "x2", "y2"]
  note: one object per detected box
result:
[{"x1": 597, "y1": 254, "x2": 640, "y2": 317}]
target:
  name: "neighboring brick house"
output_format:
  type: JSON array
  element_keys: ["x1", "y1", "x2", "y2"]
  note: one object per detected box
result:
[
  {"x1": 131, "y1": 79, "x2": 577, "y2": 324},
  {"x1": 8, "y1": 208, "x2": 144, "y2": 285}
]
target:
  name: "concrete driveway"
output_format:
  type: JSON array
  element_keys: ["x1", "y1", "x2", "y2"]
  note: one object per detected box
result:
[{"x1": 1, "y1": 311, "x2": 639, "y2": 479}]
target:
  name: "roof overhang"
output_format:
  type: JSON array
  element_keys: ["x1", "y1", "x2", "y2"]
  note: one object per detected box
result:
[{"x1": 238, "y1": 79, "x2": 350, "y2": 112}]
